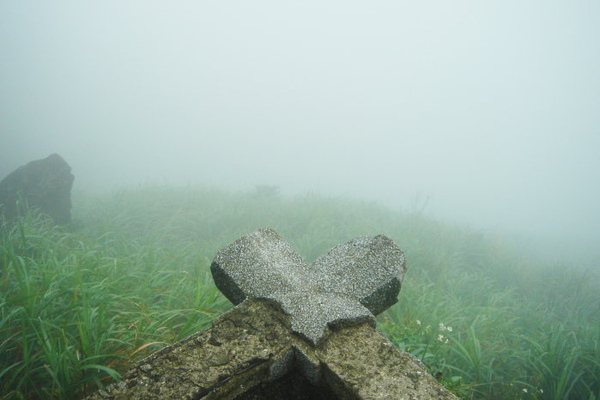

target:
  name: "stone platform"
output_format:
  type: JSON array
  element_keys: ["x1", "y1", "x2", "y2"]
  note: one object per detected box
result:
[{"x1": 86, "y1": 229, "x2": 460, "y2": 399}]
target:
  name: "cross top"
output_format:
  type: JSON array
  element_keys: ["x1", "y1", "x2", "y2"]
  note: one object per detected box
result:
[{"x1": 211, "y1": 228, "x2": 407, "y2": 345}]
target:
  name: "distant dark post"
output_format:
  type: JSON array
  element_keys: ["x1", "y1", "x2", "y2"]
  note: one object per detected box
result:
[{"x1": 87, "y1": 229, "x2": 460, "y2": 399}]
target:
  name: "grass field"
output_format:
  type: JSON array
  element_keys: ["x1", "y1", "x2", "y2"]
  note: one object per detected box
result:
[{"x1": 1, "y1": 185, "x2": 598, "y2": 399}]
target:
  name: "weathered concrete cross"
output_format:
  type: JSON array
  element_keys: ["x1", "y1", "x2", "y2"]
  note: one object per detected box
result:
[
  {"x1": 86, "y1": 229, "x2": 461, "y2": 399},
  {"x1": 211, "y1": 228, "x2": 407, "y2": 345}
]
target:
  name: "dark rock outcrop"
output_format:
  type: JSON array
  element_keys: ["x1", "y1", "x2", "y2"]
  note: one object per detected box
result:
[{"x1": 0, "y1": 154, "x2": 74, "y2": 224}]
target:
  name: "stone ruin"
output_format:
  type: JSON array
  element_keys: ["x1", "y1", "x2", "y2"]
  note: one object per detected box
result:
[
  {"x1": 0, "y1": 153, "x2": 74, "y2": 225},
  {"x1": 87, "y1": 228, "x2": 460, "y2": 399}
]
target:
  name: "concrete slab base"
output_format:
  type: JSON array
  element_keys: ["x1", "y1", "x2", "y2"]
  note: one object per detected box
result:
[{"x1": 86, "y1": 299, "x2": 459, "y2": 400}]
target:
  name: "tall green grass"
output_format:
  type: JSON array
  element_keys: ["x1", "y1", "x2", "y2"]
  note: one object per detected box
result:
[
  {"x1": 0, "y1": 201, "x2": 226, "y2": 399},
  {"x1": 1, "y1": 185, "x2": 598, "y2": 399}
]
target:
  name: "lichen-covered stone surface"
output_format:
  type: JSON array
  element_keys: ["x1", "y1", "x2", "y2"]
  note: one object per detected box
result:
[{"x1": 86, "y1": 299, "x2": 460, "y2": 400}]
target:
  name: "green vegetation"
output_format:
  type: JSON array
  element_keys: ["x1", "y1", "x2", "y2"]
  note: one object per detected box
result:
[{"x1": 1, "y1": 185, "x2": 598, "y2": 399}]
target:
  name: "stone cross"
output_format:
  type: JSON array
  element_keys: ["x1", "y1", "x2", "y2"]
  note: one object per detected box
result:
[
  {"x1": 211, "y1": 228, "x2": 406, "y2": 345},
  {"x1": 86, "y1": 229, "x2": 461, "y2": 399}
]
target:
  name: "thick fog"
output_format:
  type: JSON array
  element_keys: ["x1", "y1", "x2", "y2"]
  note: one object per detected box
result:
[{"x1": 1, "y1": 1, "x2": 599, "y2": 264}]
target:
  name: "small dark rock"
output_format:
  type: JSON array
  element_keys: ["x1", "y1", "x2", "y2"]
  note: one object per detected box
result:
[{"x1": 0, "y1": 153, "x2": 74, "y2": 224}]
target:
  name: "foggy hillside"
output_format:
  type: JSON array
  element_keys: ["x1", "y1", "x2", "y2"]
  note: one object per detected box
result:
[{"x1": 1, "y1": 1, "x2": 599, "y2": 264}]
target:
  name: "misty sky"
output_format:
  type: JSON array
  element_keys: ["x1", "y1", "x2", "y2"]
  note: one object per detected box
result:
[{"x1": 1, "y1": 1, "x2": 599, "y2": 263}]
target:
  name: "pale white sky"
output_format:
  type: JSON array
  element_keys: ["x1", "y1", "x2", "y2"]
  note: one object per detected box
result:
[{"x1": 1, "y1": 1, "x2": 599, "y2": 263}]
